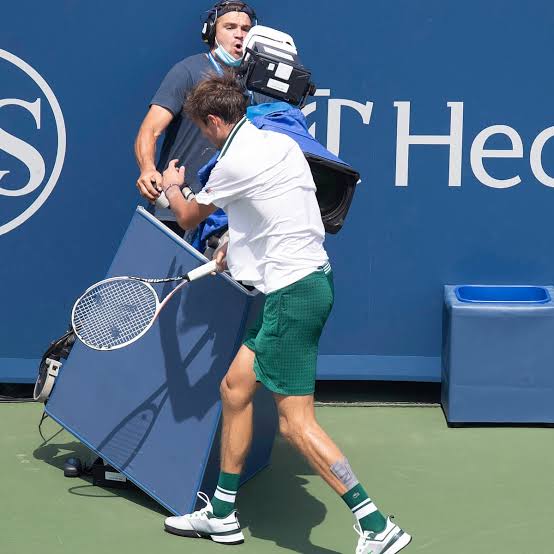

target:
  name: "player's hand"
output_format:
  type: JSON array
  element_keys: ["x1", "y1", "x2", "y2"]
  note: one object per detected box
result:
[
  {"x1": 162, "y1": 159, "x2": 185, "y2": 191},
  {"x1": 136, "y1": 169, "x2": 163, "y2": 202},
  {"x1": 214, "y1": 241, "x2": 228, "y2": 272}
]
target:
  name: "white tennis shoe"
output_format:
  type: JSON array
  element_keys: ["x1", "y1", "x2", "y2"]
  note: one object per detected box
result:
[
  {"x1": 354, "y1": 516, "x2": 411, "y2": 554},
  {"x1": 164, "y1": 492, "x2": 244, "y2": 545}
]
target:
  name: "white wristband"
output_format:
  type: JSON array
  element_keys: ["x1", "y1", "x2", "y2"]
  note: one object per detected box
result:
[{"x1": 182, "y1": 186, "x2": 195, "y2": 201}]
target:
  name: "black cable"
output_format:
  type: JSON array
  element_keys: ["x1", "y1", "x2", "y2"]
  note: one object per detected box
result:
[{"x1": 38, "y1": 411, "x2": 50, "y2": 442}]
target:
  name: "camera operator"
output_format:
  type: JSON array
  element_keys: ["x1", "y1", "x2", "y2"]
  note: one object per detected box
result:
[{"x1": 134, "y1": 1, "x2": 269, "y2": 239}]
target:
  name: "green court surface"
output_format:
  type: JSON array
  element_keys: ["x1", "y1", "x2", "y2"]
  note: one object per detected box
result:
[{"x1": 1, "y1": 401, "x2": 553, "y2": 554}]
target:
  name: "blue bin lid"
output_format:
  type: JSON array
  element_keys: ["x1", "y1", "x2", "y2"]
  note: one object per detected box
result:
[{"x1": 455, "y1": 285, "x2": 551, "y2": 304}]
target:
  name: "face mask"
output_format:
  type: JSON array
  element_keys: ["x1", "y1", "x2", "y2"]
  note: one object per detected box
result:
[{"x1": 214, "y1": 38, "x2": 243, "y2": 67}]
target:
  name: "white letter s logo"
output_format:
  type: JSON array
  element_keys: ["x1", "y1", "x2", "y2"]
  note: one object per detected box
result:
[
  {"x1": 0, "y1": 98, "x2": 46, "y2": 196},
  {"x1": 0, "y1": 49, "x2": 66, "y2": 236}
]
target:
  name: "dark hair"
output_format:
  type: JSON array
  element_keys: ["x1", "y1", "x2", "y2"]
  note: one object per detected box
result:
[{"x1": 184, "y1": 74, "x2": 248, "y2": 125}]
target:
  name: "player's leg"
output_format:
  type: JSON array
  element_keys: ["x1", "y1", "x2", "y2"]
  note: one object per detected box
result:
[
  {"x1": 213, "y1": 344, "x2": 259, "y2": 516},
  {"x1": 164, "y1": 319, "x2": 262, "y2": 544},
  {"x1": 274, "y1": 394, "x2": 383, "y2": 521},
  {"x1": 255, "y1": 267, "x2": 410, "y2": 553},
  {"x1": 274, "y1": 393, "x2": 410, "y2": 553}
]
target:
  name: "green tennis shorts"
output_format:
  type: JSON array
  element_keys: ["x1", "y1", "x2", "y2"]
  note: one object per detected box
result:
[{"x1": 243, "y1": 264, "x2": 334, "y2": 396}]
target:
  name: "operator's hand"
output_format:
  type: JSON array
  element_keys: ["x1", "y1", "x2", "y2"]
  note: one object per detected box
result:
[
  {"x1": 214, "y1": 241, "x2": 228, "y2": 273},
  {"x1": 136, "y1": 169, "x2": 163, "y2": 202},
  {"x1": 161, "y1": 159, "x2": 185, "y2": 191}
]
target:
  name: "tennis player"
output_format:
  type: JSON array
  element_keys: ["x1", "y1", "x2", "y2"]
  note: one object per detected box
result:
[{"x1": 158, "y1": 75, "x2": 411, "y2": 554}]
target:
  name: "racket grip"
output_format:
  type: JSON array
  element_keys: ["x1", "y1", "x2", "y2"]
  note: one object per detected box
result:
[
  {"x1": 186, "y1": 260, "x2": 217, "y2": 282},
  {"x1": 155, "y1": 191, "x2": 170, "y2": 209}
]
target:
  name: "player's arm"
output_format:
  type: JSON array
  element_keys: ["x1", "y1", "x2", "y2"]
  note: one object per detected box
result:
[
  {"x1": 134, "y1": 105, "x2": 174, "y2": 202},
  {"x1": 162, "y1": 159, "x2": 217, "y2": 230}
]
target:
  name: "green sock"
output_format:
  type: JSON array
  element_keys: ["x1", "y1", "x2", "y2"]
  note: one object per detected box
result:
[
  {"x1": 342, "y1": 484, "x2": 387, "y2": 533},
  {"x1": 211, "y1": 471, "x2": 240, "y2": 518}
]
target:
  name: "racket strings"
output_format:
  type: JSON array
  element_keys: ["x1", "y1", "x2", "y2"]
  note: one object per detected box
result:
[{"x1": 73, "y1": 280, "x2": 157, "y2": 349}]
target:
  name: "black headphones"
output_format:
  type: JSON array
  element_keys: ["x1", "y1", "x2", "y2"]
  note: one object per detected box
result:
[{"x1": 201, "y1": 1, "x2": 258, "y2": 46}]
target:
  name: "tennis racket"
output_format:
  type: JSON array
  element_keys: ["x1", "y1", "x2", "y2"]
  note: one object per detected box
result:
[{"x1": 71, "y1": 259, "x2": 217, "y2": 351}]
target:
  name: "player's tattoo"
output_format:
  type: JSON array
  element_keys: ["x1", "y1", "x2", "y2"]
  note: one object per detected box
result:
[{"x1": 330, "y1": 458, "x2": 359, "y2": 490}]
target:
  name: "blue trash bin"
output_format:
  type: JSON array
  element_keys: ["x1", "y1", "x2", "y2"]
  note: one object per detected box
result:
[{"x1": 442, "y1": 285, "x2": 554, "y2": 424}]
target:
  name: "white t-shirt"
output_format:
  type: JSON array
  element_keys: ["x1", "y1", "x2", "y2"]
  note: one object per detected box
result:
[{"x1": 195, "y1": 117, "x2": 328, "y2": 294}]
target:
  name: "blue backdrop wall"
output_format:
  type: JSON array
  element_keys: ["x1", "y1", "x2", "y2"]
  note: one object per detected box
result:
[{"x1": 2, "y1": 1, "x2": 553, "y2": 382}]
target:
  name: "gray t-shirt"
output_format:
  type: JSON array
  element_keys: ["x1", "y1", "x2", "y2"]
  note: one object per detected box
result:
[{"x1": 150, "y1": 52, "x2": 271, "y2": 222}]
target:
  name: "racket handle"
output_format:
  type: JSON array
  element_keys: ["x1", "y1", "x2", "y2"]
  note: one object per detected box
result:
[
  {"x1": 186, "y1": 260, "x2": 217, "y2": 282},
  {"x1": 155, "y1": 192, "x2": 169, "y2": 209}
]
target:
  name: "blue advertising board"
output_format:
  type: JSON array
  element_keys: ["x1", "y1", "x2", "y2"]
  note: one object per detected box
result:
[{"x1": 1, "y1": 1, "x2": 553, "y2": 382}]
